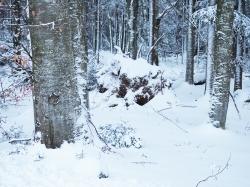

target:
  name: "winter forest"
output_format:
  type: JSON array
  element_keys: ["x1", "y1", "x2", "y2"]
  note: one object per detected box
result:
[{"x1": 0, "y1": 0, "x2": 250, "y2": 186}]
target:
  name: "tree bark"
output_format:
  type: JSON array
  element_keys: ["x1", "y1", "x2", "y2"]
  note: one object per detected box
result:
[
  {"x1": 126, "y1": 0, "x2": 139, "y2": 60},
  {"x1": 234, "y1": 0, "x2": 243, "y2": 91},
  {"x1": 185, "y1": 0, "x2": 195, "y2": 84},
  {"x1": 209, "y1": 0, "x2": 234, "y2": 129},
  {"x1": 30, "y1": 0, "x2": 88, "y2": 148},
  {"x1": 205, "y1": 0, "x2": 215, "y2": 95},
  {"x1": 149, "y1": 0, "x2": 159, "y2": 66},
  {"x1": 12, "y1": 0, "x2": 22, "y2": 57}
]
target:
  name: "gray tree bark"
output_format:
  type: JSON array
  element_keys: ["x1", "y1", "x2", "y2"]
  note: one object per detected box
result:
[
  {"x1": 245, "y1": 0, "x2": 250, "y2": 17},
  {"x1": 126, "y1": 0, "x2": 139, "y2": 60},
  {"x1": 149, "y1": 0, "x2": 159, "y2": 66},
  {"x1": 205, "y1": 0, "x2": 215, "y2": 95},
  {"x1": 12, "y1": 0, "x2": 22, "y2": 57},
  {"x1": 209, "y1": 0, "x2": 234, "y2": 129},
  {"x1": 30, "y1": 0, "x2": 88, "y2": 148},
  {"x1": 185, "y1": 0, "x2": 195, "y2": 84},
  {"x1": 234, "y1": 0, "x2": 243, "y2": 91}
]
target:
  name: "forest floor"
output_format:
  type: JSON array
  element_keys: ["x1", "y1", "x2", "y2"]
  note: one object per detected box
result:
[{"x1": 0, "y1": 52, "x2": 250, "y2": 187}]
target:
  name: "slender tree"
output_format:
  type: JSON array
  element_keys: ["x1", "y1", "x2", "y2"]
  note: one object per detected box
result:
[
  {"x1": 12, "y1": 0, "x2": 22, "y2": 59},
  {"x1": 149, "y1": 0, "x2": 159, "y2": 66},
  {"x1": 30, "y1": 0, "x2": 88, "y2": 148},
  {"x1": 205, "y1": 0, "x2": 215, "y2": 95},
  {"x1": 234, "y1": 0, "x2": 244, "y2": 91},
  {"x1": 185, "y1": 0, "x2": 195, "y2": 84},
  {"x1": 209, "y1": 0, "x2": 234, "y2": 129},
  {"x1": 126, "y1": 0, "x2": 139, "y2": 59}
]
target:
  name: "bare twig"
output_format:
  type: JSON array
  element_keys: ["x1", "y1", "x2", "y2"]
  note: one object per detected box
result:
[
  {"x1": 157, "y1": 107, "x2": 172, "y2": 112},
  {"x1": 195, "y1": 155, "x2": 231, "y2": 187},
  {"x1": 147, "y1": 33, "x2": 166, "y2": 62},
  {"x1": 86, "y1": 113, "x2": 115, "y2": 153},
  {"x1": 157, "y1": 0, "x2": 180, "y2": 20},
  {"x1": 152, "y1": 107, "x2": 189, "y2": 133},
  {"x1": 229, "y1": 91, "x2": 241, "y2": 119},
  {"x1": 176, "y1": 104, "x2": 198, "y2": 108}
]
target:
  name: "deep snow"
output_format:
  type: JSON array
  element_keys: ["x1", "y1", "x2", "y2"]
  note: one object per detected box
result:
[{"x1": 0, "y1": 52, "x2": 250, "y2": 187}]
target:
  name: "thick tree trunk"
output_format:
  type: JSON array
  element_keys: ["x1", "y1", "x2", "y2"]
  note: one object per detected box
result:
[
  {"x1": 205, "y1": 0, "x2": 215, "y2": 95},
  {"x1": 234, "y1": 0, "x2": 243, "y2": 91},
  {"x1": 126, "y1": 0, "x2": 139, "y2": 60},
  {"x1": 185, "y1": 0, "x2": 195, "y2": 84},
  {"x1": 30, "y1": 0, "x2": 88, "y2": 148},
  {"x1": 209, "y1": 0, "x2": 234, "y2": 129}
]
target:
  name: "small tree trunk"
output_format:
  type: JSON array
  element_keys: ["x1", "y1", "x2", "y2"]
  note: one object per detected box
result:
[
  {"x1": 126, "y1": 0, "x2": 139, "y2": 60},
  {"x1": 149, "y1": 0, "x2": 159, "y2": 66},
  {"x1": 120, "y1": 13, "x2": 126, "y2": 53},
  {"x1": 94, "y1": 0, "x2": 100, "y2": 62},
  {"x1": 234, "y1": 0, "x2": 243, "y2": 91},
  {"x1": 108, "y1": 13, "x2": 113, "y2": 53},
  {"x1": 205, "y1": 0, "x2": 215, "y2": 95},
  {"x1": 209, "y1": 0, "x2": 234, "y2": 129},
  {"x1": 12, "y1": 0, "x2": 22, "y2": 58},
  {"x1": 185, "y1": 0, "x2": 195, "y2": 84}
]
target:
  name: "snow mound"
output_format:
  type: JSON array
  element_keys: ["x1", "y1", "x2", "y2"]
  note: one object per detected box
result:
[{"x1": 96, "y1": 52, "x2": 172, "y2": 106}]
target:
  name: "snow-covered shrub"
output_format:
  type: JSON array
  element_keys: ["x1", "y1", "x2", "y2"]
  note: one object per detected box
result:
[
  {"x1": 99, "y1": 124, "x2": 142, "y2": 149},
  {"x1": 96, "y1": 52, "x2": 172, "y2": 106},
  {"x1": 0, "y1": 42, "x2": 32, "y2": 105},
  {"x1": 0, "y1": 119, "x2": 24, "y2": 142}
]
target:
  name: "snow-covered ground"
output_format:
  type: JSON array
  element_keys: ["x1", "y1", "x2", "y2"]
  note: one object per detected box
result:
[{"x1": 0, "y1": 52, "x2": 250, "y2": 187}]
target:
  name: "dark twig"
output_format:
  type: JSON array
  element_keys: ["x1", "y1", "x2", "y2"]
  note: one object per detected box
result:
[
  {"x1": 229, "y1": 91, "x2": 241, "y2": 119},
  {"x1": 86, "y1": 113, "x2": 115, "y2": 153},
  {"x1": 195, "y1": 154, "x2": 231, "y2": 187},
  {"x1": 152, "y1": 107, "x2": 189, "y2": 133}
]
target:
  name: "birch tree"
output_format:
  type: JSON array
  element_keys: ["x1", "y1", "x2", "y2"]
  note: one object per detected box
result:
[
  {"x1": 209, "y1": 0, "x2": 234, "y2": 129},
  {"x1": 30, "y1": 0, "x2": 88, "y2": 148}
]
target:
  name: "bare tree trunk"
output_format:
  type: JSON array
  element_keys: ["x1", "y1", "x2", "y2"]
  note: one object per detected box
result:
[
  {"x1": 209, "y1": 0, "x2": 234, "y2": 129},
  {"x1": 120, "y1": 13, "x2": 126, "y2": 53},
  {"x1": 12, "y1": 0, "x2": 22, "y2": 58},
  {"x1": 234, "y1": 0, "x2": 243, "y2": 91},
  {"x1": 30, "y1": 0, "x2": 88, "y2": 148},
  {"x1": 149, "y1": 0, "x2": 159, "y2": 66},
  {"x1": 185, "y1": 0, "x2": 195, "y2": 84},
  {"x1": 182, "y1": 0, "x2": 187, "y2": 65},
  {"x1": 126, "y1": 0, "x2": 139, "y2": 60},
  {"x1": 205, "y1": 0, "x2": 215, "y2": 95},
  {"x1": 245, "y1": 0, "x2": 250, "y2": 17},
  {"x1": 94, "y1": 0, "x2": 100, "y2": 62},
  {"x1": 114, "y1": 4, "x2": 119, "y2": 46},
  {"x1": 108, "y1": 13, "x2": 113, "y2": 53}
]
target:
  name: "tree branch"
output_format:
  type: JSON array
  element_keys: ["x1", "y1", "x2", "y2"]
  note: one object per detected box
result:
[
  {"x1": 229, "y1": 91, "x2": 241, "y2": 119},
  {"x1": 195, "y1": 155, "x2": 231, "y2": 187}
]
